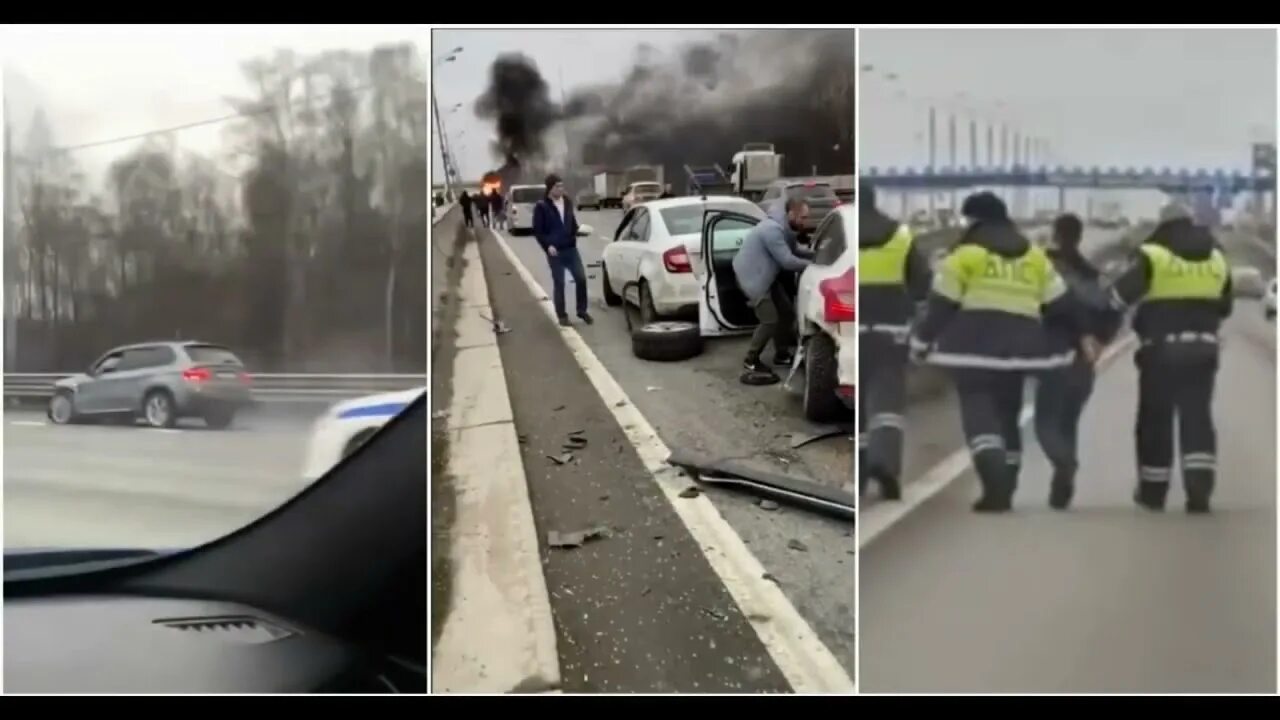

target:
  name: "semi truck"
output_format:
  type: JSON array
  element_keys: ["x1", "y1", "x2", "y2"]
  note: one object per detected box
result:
[
  {"x1": 683, "y1": 143, "x2": 785, "y2": 201},
  {"x1": 593, "y1": 170, "x2": 626, "y2": 209}
]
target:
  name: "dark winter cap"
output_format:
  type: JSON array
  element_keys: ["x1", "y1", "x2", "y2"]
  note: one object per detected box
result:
[
  {"x1": 960, "y1": 191, "x2": 1009, "y2": 222},
  {"x1": 545, "y1": 173, "x2": 563, "y2": 192}
]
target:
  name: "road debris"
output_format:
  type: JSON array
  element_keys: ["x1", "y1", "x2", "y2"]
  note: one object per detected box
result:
[
  {"x1": 787, "y1": 539, "x2": 809, "y2": 553},
  {"x1": 757, "y1": 499, "x2": 780, "y2": 512},
  {"x1": 431, "y1": 410, "x2": 449, "y2": 420},
  {"x1": 546, "y1": 453, "x2": 575, "y2": 465},
  {"x1": 553, "y1": 404, "x2": 566, "y2": 412},
  {"x1": 788, "y1": 426, "x2": 852, "y2": 449},
  {"x1": 646, "y1": 386, "x2": 662, "y2": 392},
  {"x1": 700, "y1": 606, "x2": 728, "y2": 622},
  {"x1": 547, "y1": 526, "x2": 612, "y2": 549},
  {"x1": 762, "y1": 572, "x2": 781, "y2": 586},
  {"x1": 678, "y1": 486, "x2": 702, "y2": 499}
]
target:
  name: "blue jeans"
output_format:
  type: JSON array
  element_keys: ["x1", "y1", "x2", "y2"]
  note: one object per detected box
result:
[{"x1": 547, "y1": 246, "x2": 588, "y2": 319}]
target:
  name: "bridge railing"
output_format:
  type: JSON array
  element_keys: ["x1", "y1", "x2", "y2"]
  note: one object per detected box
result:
[{"x1": 3, "y1": 373, "x2": 426, "y2": 403}]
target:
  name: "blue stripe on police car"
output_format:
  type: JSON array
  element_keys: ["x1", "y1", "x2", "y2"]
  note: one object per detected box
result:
[{"x1": 337, "y1": 402, "x2": 409, "y2": 420}]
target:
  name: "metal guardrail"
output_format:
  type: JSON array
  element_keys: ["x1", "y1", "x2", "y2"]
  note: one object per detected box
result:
[{"x1": 3, "y1": 373, "x2": 426, "y2": 403}]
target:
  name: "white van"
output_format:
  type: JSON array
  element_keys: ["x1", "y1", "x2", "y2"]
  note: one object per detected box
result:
[{"x1": 507, "y1": 184, "x2": 545, "y2": 235}]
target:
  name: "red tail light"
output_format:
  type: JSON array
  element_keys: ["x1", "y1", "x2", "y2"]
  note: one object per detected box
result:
[
  {"x1": 663, "y1": 246, "x2": 693, "y2": 274},
  {"x1": 820, "y1": 268, "x2": 856, "y2": 323},
  {"x1": 182, "y1": 368, "x2": 212, "y2": 383},
  {"x1": 238, "y1": 371, "x2": 253, "y2": 385}
]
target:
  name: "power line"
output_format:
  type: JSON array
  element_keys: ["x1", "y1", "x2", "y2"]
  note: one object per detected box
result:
[{"x1": 49, "y1": 81, "x2": 383, "y2": 154}]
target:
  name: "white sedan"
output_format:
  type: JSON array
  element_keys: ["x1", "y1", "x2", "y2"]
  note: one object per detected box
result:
[
  {"x1": 301, "y1": 387, "x2": 426, "y2": 481},
  {"x1": 793, "y1": 205, "x2": 856, "y2": 422},
  {"x1": 601, "y1": 195, "x2": 766, "y2": 337}
]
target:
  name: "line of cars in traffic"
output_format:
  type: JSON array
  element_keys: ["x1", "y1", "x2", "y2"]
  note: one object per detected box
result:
[{"x1": 595, "y1": 181, "x2": 856, "y2": 423}]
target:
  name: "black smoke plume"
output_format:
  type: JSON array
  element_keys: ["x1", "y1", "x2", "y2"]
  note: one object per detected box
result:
[{"x1": 473, "y1": 30, "x2": 854, "y2": 188}]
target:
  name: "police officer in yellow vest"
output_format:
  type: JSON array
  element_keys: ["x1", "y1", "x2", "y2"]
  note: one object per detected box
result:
[
  {"x1": 911, "y1": 192, "x2": 1095, "y2": 512},
  {"x1": 1107, "y1": 203, "x2": 1233, "y2": 513},
  {"x1": 859, "y1": 182, "x2": 931, "y2": 500}
]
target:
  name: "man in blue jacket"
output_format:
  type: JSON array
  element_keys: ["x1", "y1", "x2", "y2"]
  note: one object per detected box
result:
[
  {"x1": 533, "y1": 174, "x2": 592, "y2": 327},
  {"x1": 732, "y1": 197, "x2": 812, "y2": 378}
]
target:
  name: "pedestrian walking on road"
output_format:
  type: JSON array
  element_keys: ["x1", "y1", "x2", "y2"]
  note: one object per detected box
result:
[
  {"x1": 534, "y1": 173, "x2": 593, "y2": 327},
  {"x1": 1034, "y1": 213, "x2": 1122, "y2": 510},
  {"x1": 490, "y1": 190, "x2": 506, "y2": 230},
  {"x1": 732, "y1": 197, "x2": 813, "y2": 379},
  {"x1": 459, "y1": 190, "x2": 474, "y2": 228},
  {"x1": 858, "y1": 182, "x2": 932, "y2": 501},
  {"x1": 910, "y1": 192, "x2": 1094, "y2": 513},
  {"x1": 1106, "y1": 203, "x2": 1233, "y2": 514},
  {"x1": 476, "y1": 192, "x2": 490, "y2": 228}
]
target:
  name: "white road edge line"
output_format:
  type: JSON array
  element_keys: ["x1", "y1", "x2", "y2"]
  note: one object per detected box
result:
[
  {"x1": 490, "y1": 229, "x2": 855, "y2": 694},
  {"x1": 858, "y1": 334, "x2": 1139, "y2": 550},
  {"x1": 10, "y1": 420, "x2": 48, "y2": 427}
]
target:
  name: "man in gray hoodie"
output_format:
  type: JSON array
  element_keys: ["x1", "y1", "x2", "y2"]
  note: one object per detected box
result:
[{"x1": 732, "y1": 197, "x2": 813, "y2": 377}]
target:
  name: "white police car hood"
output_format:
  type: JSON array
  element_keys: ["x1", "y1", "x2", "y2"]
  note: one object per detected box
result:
[{"x1": 328, "y1": 387, "x2": 425, "y2": 421}]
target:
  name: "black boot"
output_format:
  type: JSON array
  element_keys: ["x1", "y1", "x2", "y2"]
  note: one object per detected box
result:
[
  {"x1": 1049, "y1": 466, "x2": 1076, "y2": 511},
  {"x1": 1133, "y1": 480, "x2": 1168, "y2": 512},
  {"x1": 870, "y1": 465, "x2": 902, "y2": 501},
  {"x1": 1184, "y1": 470, "x2": 1214, "y2": 515},
  {"x1": 972, "y1": 453, "x2": 1014, "y2": 513}
]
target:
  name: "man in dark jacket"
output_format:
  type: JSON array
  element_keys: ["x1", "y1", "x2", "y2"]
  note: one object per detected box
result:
[
  {"x1": 1034, "y1": 213, "x2": 1121, "y2": 510},
  {"x1": 1106, "y1": 203, "x2": 1233, "y2": 513},
  {"x1": 533, "y1": 174, "x2": 593, "y2": 327},
  {"x1": 490, "y1": 190, "x2": 506, "y2": 230},
  {"x1": 659, "y1": 183, "x2": 676, "y2": 199},
  {"x1": 912, "y1": 192, "x2": 1095, "y2": 512},
  {"x1": 858, "y1": 182, "x2": 932, "y2": 500},
  {"x1": 476, "y1": 191, "x2": 490, "y2": 228},
  {"x1": 459, "y1": 190, "x2": 474, "y2": 228}
]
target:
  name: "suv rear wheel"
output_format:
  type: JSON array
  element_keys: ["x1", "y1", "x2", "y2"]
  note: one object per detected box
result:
[{"x1": 143, "y1": 390, "x2": 177, "y2": 429}]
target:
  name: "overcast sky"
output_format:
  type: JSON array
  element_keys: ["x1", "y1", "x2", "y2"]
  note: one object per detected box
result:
[
  {"x1": 430, "y1": 28, "x2": 711, "y2": 182},
  {"x1": 860, "y1": 28, "x2": 1276, "y2": 171},
  {"x1": 3, "y1": 24, "x2": 426, "y2": 188}
]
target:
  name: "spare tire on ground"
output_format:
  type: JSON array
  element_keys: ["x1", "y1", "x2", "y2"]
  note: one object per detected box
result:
[{"x1": 631, "y1": 321, "x2": 704, "y2": 362}]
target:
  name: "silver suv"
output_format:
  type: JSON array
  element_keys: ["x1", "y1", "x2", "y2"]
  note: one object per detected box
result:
[{"x1": 48, "y1": 341, "x2": 253, "y2": 429}]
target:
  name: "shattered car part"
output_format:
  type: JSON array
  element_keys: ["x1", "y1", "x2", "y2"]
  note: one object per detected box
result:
[{"x1": 666, "y1": 447, "x2": 856, "y2": 522}]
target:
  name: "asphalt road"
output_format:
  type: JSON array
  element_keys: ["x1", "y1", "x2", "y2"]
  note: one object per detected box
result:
[
  {"x1": 859, "y1": 305, "x2": 1277, "y2": 693},
  {"x1": 485, "y1": 210, "x2": 856, "y2": 685},
  {"x1": 4, "y1": 408, "x2": 318, "y2": 550}
]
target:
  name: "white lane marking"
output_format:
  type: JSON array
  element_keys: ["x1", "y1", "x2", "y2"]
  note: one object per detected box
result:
[
  {"x1": 858, "y1": 335, "x2": 1138, "y2": 550},
  {"x1": 491, "y1": 229, "x2": 854, "y2": 693},
  {"x1": 10, "y1": 420, "x2": 48, "y2": 427}
]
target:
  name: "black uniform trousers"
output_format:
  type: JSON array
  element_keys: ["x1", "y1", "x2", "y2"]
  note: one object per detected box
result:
[
  {"x1": 1034, "y1": 357, "x2": 1095, "y2": 478},
  {"x1": 858, "y1": 333, "x2": 907, "y2": 493},
  {"x1": 951, "y1": 367, "x2": 1026, "y2": 499},
  {"x1": 1135, "y1": 349, "x2": 1218, "y2": 503}
]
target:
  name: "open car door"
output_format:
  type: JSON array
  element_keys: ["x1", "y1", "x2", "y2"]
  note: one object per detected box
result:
[{"x1": 699, "y1": 210, "x2": 765, "y2": 337}]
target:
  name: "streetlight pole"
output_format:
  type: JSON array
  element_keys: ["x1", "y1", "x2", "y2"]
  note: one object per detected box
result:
[{"x1": 432, "y1": 47, "x2": 463, "y2": 196}]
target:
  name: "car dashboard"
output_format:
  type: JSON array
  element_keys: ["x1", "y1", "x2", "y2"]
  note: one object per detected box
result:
[{"x1": 6, "y1": 593, "x2": 412, "y2": 693}]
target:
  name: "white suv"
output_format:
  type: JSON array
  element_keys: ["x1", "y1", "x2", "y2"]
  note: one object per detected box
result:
[{"x1": 793, "y1": 205, "x2": 856, "y2": 422}]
